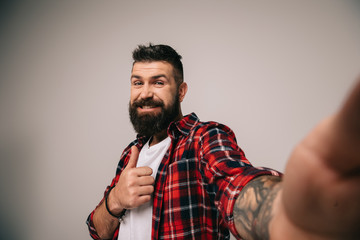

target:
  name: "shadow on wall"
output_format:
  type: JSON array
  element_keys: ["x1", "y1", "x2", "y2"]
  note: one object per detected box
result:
[{"x1": 0, "y1": 135, "x2": 37, "y2": 240}]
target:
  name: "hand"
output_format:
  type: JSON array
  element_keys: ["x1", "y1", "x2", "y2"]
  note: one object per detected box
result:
[
  {"x1": 110, "y1": 146, "x2": 155, "y2": 213},
  {"x1": 233, "y1": 79, "x2": 360, "y2": 240},
  {"x1": 282, "y1": 78, "x2": 360, "y2": 238}
]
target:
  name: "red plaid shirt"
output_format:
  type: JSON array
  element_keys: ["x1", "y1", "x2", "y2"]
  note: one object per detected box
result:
[{"x1": 87, "y1": 113, "x2": 280, "y2": 239}]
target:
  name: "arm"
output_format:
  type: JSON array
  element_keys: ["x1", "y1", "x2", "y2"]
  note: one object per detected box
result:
[
  {"x1": 92, "y1": 195, "x2": 122, "y2": 239},
  {"x1": 90, "y1": 146, "x2": 154, "y2": 239},
  {"x1": 86, "y1": 184, "x2": 120, "y2": 240},
  {"x1": 196, "y1": 122, "x2": 281, "y2": 238},
  {"x1": 234, "y1": 79, "x2": 360, "y2": 239},
  {"x1": 233, "y1": 175, "x2": 282, "y2": 240}
]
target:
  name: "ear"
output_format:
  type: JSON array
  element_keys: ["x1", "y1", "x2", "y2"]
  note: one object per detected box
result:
[{"x1": 178, "y1": 82, "x2": 188, "y2": 102}]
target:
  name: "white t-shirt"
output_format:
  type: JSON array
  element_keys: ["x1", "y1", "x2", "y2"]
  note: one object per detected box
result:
[{"x1": 118, "y1": 137, "x2": 171, "y2": 239}]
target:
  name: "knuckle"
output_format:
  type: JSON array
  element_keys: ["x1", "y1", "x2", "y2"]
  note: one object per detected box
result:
[
  {"x1": 144, "y1": 195, "x2": 151, "y2": 202},
  {"x1": 129, "y1": 198, "x2": 136, "y2": 207},
  {"x1": 128, "y1": 188, "x2": 136, "y2": 196},
  {"x1": 127, "y1": 178, "x2": 136, "y2": 187}
]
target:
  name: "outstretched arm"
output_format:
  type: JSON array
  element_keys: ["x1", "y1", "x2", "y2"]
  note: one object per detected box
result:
[{"x1": 234, "y1": 78, "x2": 360, "y2": 239}]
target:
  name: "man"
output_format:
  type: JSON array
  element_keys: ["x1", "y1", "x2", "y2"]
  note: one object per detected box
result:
[{"x1": 87, "y1": 44, "x2": 360, "y2": 239}]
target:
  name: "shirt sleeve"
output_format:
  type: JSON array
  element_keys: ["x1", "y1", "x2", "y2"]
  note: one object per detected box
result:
[{"x1": 198, "y1": 122, "x2": 282, "y2": 239}]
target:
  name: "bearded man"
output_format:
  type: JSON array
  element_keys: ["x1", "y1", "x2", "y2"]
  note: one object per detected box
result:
[{"x1": 87, "y1": 44, "x2": 360, "y2": 240}]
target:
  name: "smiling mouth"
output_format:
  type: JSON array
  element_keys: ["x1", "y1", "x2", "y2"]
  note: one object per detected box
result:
[
  {"x1": 138, "y1": 105, "x2": 162, "y2": 113},
  {"x1": 133, "y1": 99, "x2": 164, "y2": 111},
  {"x1": 141, "y1": 105, "x2": 158, "y2": 109}
]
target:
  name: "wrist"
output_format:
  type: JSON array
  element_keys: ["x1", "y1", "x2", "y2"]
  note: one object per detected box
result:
[{"x1": 105, "y1": 186, "x2": 127, "y2": 222}]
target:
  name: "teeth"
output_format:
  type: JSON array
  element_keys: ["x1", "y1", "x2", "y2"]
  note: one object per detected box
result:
[{"x1": 142, "y1": 106, "x2": 155, "y2": 109}]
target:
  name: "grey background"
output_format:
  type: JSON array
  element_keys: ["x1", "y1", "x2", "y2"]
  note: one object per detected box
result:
[{"x1": 1, "y1": 0, "x2": 360, "y2": 239}]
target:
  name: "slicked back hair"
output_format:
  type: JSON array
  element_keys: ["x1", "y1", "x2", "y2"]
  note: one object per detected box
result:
[{"x1": 132, "y1": 44, "x2": 184, "y2": 86}]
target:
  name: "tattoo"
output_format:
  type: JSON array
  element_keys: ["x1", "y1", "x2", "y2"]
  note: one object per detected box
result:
[{"x1": 233, "y1": 175, "x2": 282, "y2": 240}]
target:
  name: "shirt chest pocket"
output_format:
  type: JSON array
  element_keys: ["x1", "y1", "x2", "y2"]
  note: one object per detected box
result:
[{"x1": 167, "y1": 157, "x2": 200, "y2": 188}]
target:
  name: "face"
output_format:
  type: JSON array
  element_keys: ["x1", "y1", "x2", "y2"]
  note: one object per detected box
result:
[{"x1": 129, "y1": 61, "x2": 187, "y2": 137}]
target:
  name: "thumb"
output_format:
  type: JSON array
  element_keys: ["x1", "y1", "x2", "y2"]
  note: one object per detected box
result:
[
  {"x1": 338, "y1": 78, "x2": 360, "y2": 135},
  {"x1": 126, "y1": 146, "x2": 139, "y2": 168}
]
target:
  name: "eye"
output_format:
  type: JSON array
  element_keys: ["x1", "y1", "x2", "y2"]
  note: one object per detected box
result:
[
  {"x1": 132, "y1": 80, "x2": 143, "y2": 86},
  {"x1": 154, "y1": 81, "x2": 164, "y2": 86}
]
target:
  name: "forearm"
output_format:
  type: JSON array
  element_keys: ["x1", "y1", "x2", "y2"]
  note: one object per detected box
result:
[
  {"x1": 92, "y1": 200, "x2": 120, "y2": 239},
  {"x1": 233, "y1": 175, "x2": 282, "y2": 240},
  {"x1": 92, "y1": 188, "x2": 126, "y2": 239}
]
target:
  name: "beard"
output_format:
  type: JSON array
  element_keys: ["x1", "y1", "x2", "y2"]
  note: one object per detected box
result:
[{"x1": 129, "y1": 94, "x2": 180, "y2": 137}]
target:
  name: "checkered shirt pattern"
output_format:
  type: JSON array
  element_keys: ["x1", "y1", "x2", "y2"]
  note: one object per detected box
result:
[{"x1": 86, "y1": 113, "x2": 280, "y2": 239}]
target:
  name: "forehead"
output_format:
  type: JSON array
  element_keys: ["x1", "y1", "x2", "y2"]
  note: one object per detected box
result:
[{"x1": 131, "y1": 61, "x2": 174, "y2": 76}]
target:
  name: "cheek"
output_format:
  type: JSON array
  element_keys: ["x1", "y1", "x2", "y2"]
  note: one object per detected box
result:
[
  {"x1": 129, "y1": 96, "x2": 135, "y2": 105},
  {"x1": 163, "y1": 93, "x2": 177, "y2": 107},
  {"x1": 130, "y1": 89, "x2": 140, "y2": 102}
]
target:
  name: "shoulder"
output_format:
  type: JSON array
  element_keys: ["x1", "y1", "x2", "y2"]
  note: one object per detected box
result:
[{"x1": 194, "y1": 119, "x2": 237, "y2": 142}]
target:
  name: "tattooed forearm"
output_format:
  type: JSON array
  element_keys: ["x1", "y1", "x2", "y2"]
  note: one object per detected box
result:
[{"x1": 233, "y1": 175, "x2": 282, "y2": 240}]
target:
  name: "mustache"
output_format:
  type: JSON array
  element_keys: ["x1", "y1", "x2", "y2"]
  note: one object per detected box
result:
[{"x1": 131, "y1": 99, "x2": 165, "y2": 108}]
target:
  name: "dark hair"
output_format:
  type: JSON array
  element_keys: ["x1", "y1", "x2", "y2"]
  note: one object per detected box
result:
[{"x1": 132, "y1": 43, "x2": 184, "y2": 85}]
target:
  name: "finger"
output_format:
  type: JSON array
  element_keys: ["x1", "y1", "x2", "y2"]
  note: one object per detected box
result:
[
  {"x1": 338, "y1": 78, "x2": 360, "y2": 136},
  {"x1": 137, "y1": 175, "x2": 155, "y2": 186},
  {"x1": 126, "y1": 146, "x2": 140, "y2": 169},
  {"x1": 305, "y1": 79, "x2": 360, "y2": 174},
  {"x1": 134, "y1": 195, "x2": 152, "y2": 207},
  {"x1": 137, "y1": 185, "x2": 154, "y2": 195},
  {"x1": 332, "y1": 79, "x2": 360, "y2": 169},
  {"x1": 133, "y1": 166, "x2": 153, "y2": 176},
  {"x1": 125, "y1": 194, "x2": 152, "y2": 209}
]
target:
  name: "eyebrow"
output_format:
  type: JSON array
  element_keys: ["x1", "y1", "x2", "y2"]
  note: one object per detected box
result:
[
  {"x1": 130, "y1": 74, "x2": 169, "y2": 80},
  {"x1": 152, "y1": 74, "x2": 168, "y2": 80},
  {"x1": 131, "y1": 74, "x2": 141, "y2": 80}
]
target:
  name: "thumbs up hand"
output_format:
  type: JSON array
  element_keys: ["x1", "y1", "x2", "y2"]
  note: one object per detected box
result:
[{"x1": 110, "y1": 146, "x2": 155, "y2": 212}]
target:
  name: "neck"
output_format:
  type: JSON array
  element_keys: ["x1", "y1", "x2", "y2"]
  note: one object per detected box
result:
[
  {"x1": 150, "y1": 130, "x2": 168, "y2": 146},
  {"x1": 149, "y1": 112, "x2": 183, "y2": 146}
]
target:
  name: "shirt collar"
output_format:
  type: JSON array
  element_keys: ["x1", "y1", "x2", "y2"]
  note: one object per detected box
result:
[{"x1": 168, "y1": 112, "x2": 199, "y2": 138}]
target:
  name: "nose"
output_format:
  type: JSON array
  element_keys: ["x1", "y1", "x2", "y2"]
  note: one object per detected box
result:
[{"x1": 140, "y1": 84, "x2": 154, "y2": 99}]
